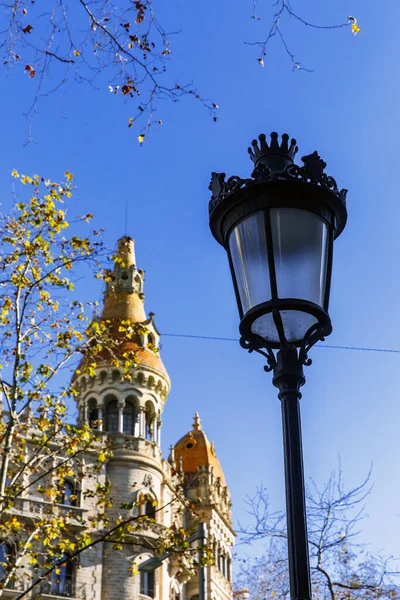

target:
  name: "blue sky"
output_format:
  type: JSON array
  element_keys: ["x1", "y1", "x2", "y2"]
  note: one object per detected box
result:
[{"x1": 1, "y1": 0, "x2": 400, "y2": 567}]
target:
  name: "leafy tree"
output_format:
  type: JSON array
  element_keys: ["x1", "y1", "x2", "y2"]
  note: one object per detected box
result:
[
  {"x1": 236, "y1": 470, "x2": 399, "y2": 599},
  {"x1": 0, "y1": 170, "x2": 206, "y2": 598}
]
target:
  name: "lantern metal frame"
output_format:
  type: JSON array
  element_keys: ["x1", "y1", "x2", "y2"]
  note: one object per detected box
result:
[{"x1": 208, "y1": 132, "x2": 348, "y2": 600}]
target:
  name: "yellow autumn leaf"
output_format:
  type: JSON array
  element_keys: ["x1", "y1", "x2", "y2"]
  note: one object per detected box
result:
[
  {"x1": 11, "y1": 169, "x2": 19, "y2": 178},
  {"x1": 73, "y1": 49, "x2": 81, "y2": 56},
  {"x1": 64, "y1": 170, "x2": 74, "y2": 182},
  {"x1": 349, "y1": 16, "x2": 361, "y2": 35},
  {"x1": 138, "y1": 134, "x2": 145, "y2": 143},
  {"x1": 130, "y1": 562, "x2": 139, "y2": 575}
]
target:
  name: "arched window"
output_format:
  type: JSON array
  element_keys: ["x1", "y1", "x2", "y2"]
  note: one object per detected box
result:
[
  {"x1": 60, "y1": 480, "x2": 78, "y2": 507},
  {"x1": 51, "y1": 555, "x2": 74, "y2": 597},
  {"x1": 148, "y1": 333, "x2": 155, "y2": 345},
  {"x1": 88, "y1": 399, "x2": 98, "y2": 429},
  {"x1": 140, "y1": 570, "x2": 155, "y2": 598},
  {"x1": 106, "y1": 399, "x2": 118, "y2": 433},
  {"x1": 123, "y1": 401, "x2": 135, "y2": 435},
  {"x1": 145, "y1": 500, "x2": 156, "y2": 519},
  {"x1": 0, "y1": 542, "x2": 13, "y2": 585}
]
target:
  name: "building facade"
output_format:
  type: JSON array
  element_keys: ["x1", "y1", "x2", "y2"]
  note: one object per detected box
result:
[{"x1": 1, "y1": 237, "x2": 234, "y2": 600}]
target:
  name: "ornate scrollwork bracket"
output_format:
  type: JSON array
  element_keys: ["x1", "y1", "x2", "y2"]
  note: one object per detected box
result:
[
  {"x1": 240, "y1": 317, "x2": 332, "y2": 373},
  {"x1": 239, "y1": 336, "x2": 277, "y2": 372},
  {"x1": 208, "y1": 172, "x2": 253, "y2": 214},
  {"x1": 298, "y1": 321, "x2": 333, "y2": 367}
]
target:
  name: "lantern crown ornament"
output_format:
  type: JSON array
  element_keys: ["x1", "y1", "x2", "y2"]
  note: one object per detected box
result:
[
  {"x1": 208, "y1": 130, "x2": 348, "y2": 366},
  {"x1": 248, "y1": 132, "x2": 298, "y2": 172}
]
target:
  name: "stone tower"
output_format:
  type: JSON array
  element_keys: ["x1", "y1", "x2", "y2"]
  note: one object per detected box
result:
[
  {"x1": 74, "y1": 236, "x2": 172, "y2": 600},
  {"x1": 173, "y1": 414, "x2": 235, "y2": 600}
]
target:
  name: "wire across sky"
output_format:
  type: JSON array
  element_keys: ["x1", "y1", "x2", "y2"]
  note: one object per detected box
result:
[{"x1": 161, "y1": 333, "x2": 400, "y2": 355}]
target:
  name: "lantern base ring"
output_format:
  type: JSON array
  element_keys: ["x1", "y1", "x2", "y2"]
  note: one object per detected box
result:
[{"x1": 239, "y1": 299, "x2": 332, "y2": 370}]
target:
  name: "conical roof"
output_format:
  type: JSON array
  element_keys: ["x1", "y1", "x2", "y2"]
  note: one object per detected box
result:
[{"x1": 76, "y1": 236, "x2": 169, "y2": 383}]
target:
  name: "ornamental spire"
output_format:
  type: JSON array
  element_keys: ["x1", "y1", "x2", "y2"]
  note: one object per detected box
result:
[
  {"x1": 193, "y1": 412, "x2": 202, "y2": 431},
  {"x1": 101, "y1": 236, "x2": 146, "y2": 322}
]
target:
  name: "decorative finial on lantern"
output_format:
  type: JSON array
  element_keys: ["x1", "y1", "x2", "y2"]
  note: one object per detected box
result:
[
  {"x1": 248, "y1": 132, "x2": 298, "y2": 173},
  {"x1": 193, "y1": 412, "x2": 201, "y2": 431}
]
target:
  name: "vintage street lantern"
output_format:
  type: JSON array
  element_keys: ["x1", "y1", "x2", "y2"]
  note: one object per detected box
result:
[
  {"x1": 208, "y1": 132, "x2": 347, "y2": 600},
  {"x1": 209, "y1": 132, "x2": 347, "y2": 359}
]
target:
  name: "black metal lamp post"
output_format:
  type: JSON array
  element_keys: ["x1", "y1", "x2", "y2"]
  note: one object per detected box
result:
[{"x1": 208, "y1": 132, "x2": 348, "y2": 600}]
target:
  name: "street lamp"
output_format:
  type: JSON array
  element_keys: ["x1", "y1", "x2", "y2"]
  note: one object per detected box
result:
[{"x1": 208, "y1": 132, "x2": 347, "y2": 600}]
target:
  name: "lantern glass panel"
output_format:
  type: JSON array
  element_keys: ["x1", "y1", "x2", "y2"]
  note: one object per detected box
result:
[
  {"x1": 270, "y1": 208, "x2": 329, "y2": 307},
  {"x1": 249, "y1": 207, "x2": 329, "y2": 344},
  {"x1": 229, "y1": 211, "x2": 271, "y2": 315}
]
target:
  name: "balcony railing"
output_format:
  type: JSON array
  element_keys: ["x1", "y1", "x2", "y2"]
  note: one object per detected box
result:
[
  {"x1": 40, "y1": 576, "x2": 74, "y2": 598},
  {"x1": 11, "y1": 498, "x2": 85, "y2": 523}
]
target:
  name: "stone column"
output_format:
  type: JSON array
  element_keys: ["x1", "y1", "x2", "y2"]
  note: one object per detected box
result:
[
  {"x1": 156, "y1": 421, "x2": 161, "y2": 446},
  {"x1": 97, "y1": 404, "x2": 104, "y2": 432},
  {"x1": 139, "y1": 407, "x2": 146, "y2": 438},
  {"x1": 134, "y1": 409, "x2": 140, "y2": 437},
  {"x1": 151, "y1": 417, "x2": 157, "y2": 443},
  {"x1": 118, "y1": 401, "x2": 125, "y2": 433},
  {"x1": 80, "y1": 400, "x2": 87, "y2": 426}
]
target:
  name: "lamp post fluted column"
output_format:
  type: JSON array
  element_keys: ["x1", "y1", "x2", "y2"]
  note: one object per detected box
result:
[{"x1": 208, "y1": 130, "x2": 348, "y2": 600}]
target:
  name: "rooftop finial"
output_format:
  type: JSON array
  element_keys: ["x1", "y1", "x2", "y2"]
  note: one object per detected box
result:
[{"x1": 193, "y1": 412, "x2": 201, "y2": 431}]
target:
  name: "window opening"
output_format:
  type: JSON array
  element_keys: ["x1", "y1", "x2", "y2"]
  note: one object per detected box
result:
[
  {"x1": 140, "y1": 571, "x2": 155, "y2": 598},
  {"x1": 107, "y1": 400, "x2": 118, "y2": 433},
  {"x1": 123, "y1": 401, "x2": 135, "y2": 435},
  {"x1": 88, "y1": 399, "x2": 98, "y2": 429},
  {"x1": 145, "y1": 500, "x2": 156, "y2": 519},
  {"x1": 60, "y1": 480, "x2": 78, "y2": 507},
  {"x1": 0, "y1": 543, "x2": 13, "y2": 586},
  {"x1": 51, "y1": 555, "x2": 74, "y2": 597}
]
